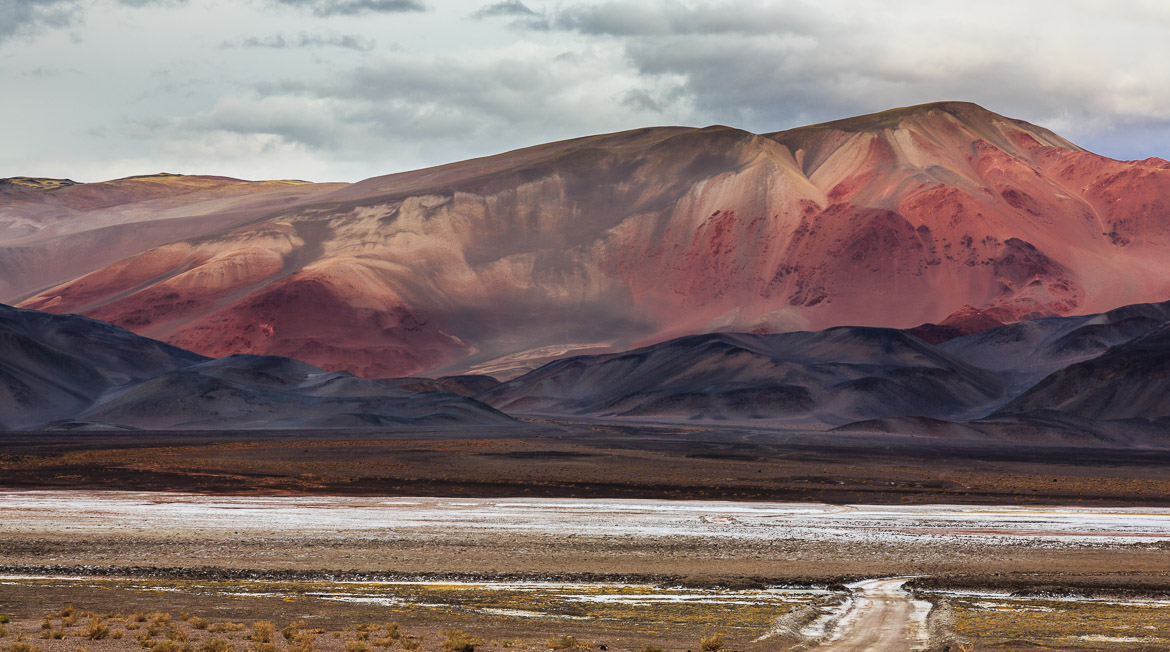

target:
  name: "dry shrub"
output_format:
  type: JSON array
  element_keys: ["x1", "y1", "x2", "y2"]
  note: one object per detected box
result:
[
  {"x1": 699, "y1": 634, "x2": 723, "y2": 652},
  {"x1": 250, "y1": 644, "x2": 276, "y2": 652},
  {"x1": 190, "y1": 618, "x2": 209, "y2": 631},
  {"x1": 9, "y1": 643, "x2": 38, "y2": 652},
  {"x1": 199, "y1": 640, "x2": 234, "y2": 652},
  {"x1": 288, "y1": 632, "x2": 317, "y2": 652},
  {"x1": 134, "y1": 614, "x2": 150, "y2": 623},
  {"x1": 401, "y1": 638, "x2": 422, "y2": 652},
  {"x1": 113, "y1": 630, "x2": 126, "y2": 640},
  {"x1": 443, "y1": 630, "x2": 475, "y2": 652},
  {"x1": 83, "y1": 619, "x2": 111, "y2": 640},
  {"x1": 39, "y1": 621, "x2": 50, "y2": 632},
  {"x1": 346, "y1": 642, "x2": 370, "y2": 652},
  {"x1": 383, "y1": 623, "x2": 401, "y2": 640},
  {"x1": 282, "y1": 622, "x2": 307, "y2": 642},
  {"x1": 49, "y1": 631, "x2": 66, "y2": 640},
  {"x1": 250, "y1": 622, "x2": 275, "y2": 643},
  {"x1": 0, "y1": 624, "x2": 7, "y2": 639},
  {"x1": 167, "y1": 627, "x2": 189, "y2": 642},
  {"x1": 152, "y1": 642, "x2": 186, "y2": 652},
  {"x1": 547, "y1": 636, "x2": 582, "y2": 650},
  {"x1": 208, "y1": 623, "x2": 245, "y2": 634},
  {"x1": 57, "y1": 606, "x2": 76, "y2": 619},
  {"x1": 638, "y1": 647, "x2": 665, "y2": 652}
]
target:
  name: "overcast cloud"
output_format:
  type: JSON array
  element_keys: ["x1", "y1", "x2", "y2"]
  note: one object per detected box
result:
[{"x1": 2, "y1": 0, "x2": 1169, "y2": 182}]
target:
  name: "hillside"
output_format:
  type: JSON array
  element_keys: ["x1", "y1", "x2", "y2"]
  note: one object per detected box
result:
[{"x1": 12, "y1": 102, "x2": 1170, "y2": 379}]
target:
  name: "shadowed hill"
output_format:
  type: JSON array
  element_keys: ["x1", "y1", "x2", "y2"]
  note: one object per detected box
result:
[
  {"x1": 0, "y1": 304, "x2": 511, "y2": 430},
  {"x1": 477, "y1": 327, "x2": 1006, "y2": 425},
  {"x1": 994, "y1": 325, "x2": 1170, "y2": 421}
]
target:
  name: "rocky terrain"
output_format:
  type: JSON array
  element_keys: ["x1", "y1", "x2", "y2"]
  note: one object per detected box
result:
[
  {"x1": 0, "y1": 304, "x2": 509, "y2": 430},
  {"x1": 9, "y1": 102, "x2": 1170, "y2": 379}
]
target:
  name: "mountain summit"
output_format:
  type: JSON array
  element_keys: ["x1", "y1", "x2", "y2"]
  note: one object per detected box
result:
[{"x1": 11, "y1": 102, "x2": 1170, "y2": 378}]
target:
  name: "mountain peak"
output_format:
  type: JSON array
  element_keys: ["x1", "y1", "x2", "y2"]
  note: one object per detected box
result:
[{"x1": 769, "y1": 101, "x2": 1082, "y2": 159}]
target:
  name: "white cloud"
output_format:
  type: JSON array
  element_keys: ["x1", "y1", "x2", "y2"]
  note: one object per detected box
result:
[{"x1": 3, "y1": 0, "x2": 1170, "y2": 182}]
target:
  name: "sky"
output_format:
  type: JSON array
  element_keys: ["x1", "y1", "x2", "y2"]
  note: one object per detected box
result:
[{"x1": 2, "y1": 0, "x2": 1170, "y2": 183}]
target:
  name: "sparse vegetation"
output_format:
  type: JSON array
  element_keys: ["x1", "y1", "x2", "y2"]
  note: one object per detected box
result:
[
  {"x1": 345, "y1": 642, "x2": 370, "y2": 652},
  {"x1": 208, "y1": 622, "x2": 245, "y2": 634},
  {"x1": 9, "y1": 642, "x2": 38, "y2": 652},
  {"x1": 250, "y1": 622, "x2": 275, "y2": 643},
  {"x1": 199, "y1": 639, "x2": 234, "y2": 652},
  {"x1": 638, "y1": 646, "x2": 666, "y2": 652},
  {"x1": 82, "y1": 618, "x2": 111, "y2": 640},
  {"x1": 190, "y1": 617, "x2": 210, "y2": 630},
  {"x1": 282, "y1": 621, "x2": 307, "y2": 642},
  {"x1": 547, "y1": 635, "x2": 583, "y2": 650},
  {"x1": 699, "y1": 634, "x2": 723, "y2": 652},
  {"x1": 401, "y1": 638, "x2": 422, "y2": 652},
  {"x1": 443, "y1": 630, "x2": 475, "y2": 652}
]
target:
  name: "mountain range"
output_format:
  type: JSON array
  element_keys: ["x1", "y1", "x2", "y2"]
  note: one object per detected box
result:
[
  {"x1": 3, "y1": 297, "x2": 1169, "y2": 438},
  {"x1": 2, "y1": 101, "x2": 1168, "y2": 436},
  {"x1": 8, "y1": 102, "x2": 1170, "y2": 381}
]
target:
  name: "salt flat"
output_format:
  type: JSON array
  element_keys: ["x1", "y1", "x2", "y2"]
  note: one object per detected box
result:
[{"x1": 4, "y1": 490, "x2": 1170, "y2": 547}]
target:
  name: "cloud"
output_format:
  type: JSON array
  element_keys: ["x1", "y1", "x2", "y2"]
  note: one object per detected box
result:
[
  {"x1": 137, "y1": 42, "x2": 681, "y2": 177},
  {"x1": 515, "y1": 0, "x2": 1170, "y2": 151},
  {"x1": 472, "y1": 1, "x2": 537, "y2": 19},
  {"x1": 0, "y1": 0, "x2": 81, "y2": 44},
  {"x1": 267, "y1": 0, "x2": 427, "y2": 16},
  {"x1": 0, "y1": 0, "x2": 190, "y2": 45},
  {"x1": 549, "y1": 0, "x2": 825, "y2": 36},
  {"x1": 222, "y1": 33, "x2": 376, "y2": 51}
]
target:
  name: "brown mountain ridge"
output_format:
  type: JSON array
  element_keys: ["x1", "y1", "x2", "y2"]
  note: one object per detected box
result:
[{"x1": 9, "y1": 102, "x2": 1170, "y2": 379}]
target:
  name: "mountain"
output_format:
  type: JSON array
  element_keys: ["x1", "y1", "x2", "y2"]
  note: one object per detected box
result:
[
  {"x1": 0, "y1": 303, "x2": 205, "y2": 428},
  {"x1": 476, "y1": 328, "x2": 1006, "y2": 425},
  {"x1": 939, "y1": 299, "x2": 1170, "y2": 389},
  {"x1": 0, "y1": 173, "x2": 342, "y2": 301},
  {"x1": 12, "y1": 102, "x2": 1170, "y2": 379},
  {"x1": 0, "y1": 304, "x2": 511, "y2": 430},
  {"x1": 994, "y1": 325, "x2": 1170, "y2": 421}
]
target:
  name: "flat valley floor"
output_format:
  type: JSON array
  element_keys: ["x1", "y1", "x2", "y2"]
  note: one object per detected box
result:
[{"x1": 3, "y1": 424, "x2": 1170, "y2": 651}]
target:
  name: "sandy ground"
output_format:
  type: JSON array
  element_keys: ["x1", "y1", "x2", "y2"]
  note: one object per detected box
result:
[
  {"x1": 813, "y1": 578, "x2": 931, "y2": 651},
  {"x1": 4, "y1": 491, "x2": 1170, "y2": 584},
  {"x1": 3, "y1": 492, "x2": 1170, "y2": 650}
]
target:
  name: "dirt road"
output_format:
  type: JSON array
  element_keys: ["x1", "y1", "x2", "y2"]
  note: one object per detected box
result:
[{"x1": 810, "y1": 578, "x2": 931, "y2": 651}]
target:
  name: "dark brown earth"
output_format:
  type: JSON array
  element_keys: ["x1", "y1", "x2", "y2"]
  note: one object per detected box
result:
[{"x1": 4, "y1": 421, "x2": 1170, "y2": 505}]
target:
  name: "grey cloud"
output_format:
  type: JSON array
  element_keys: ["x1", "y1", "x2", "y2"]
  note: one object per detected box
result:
[
  {"x1": 472, "y1": 1, "x2": 537, "y2": 19},
  {"x1": 0, "y1": 0, "x2": 80, "y2": 44},
  {"x1": 548, "y1": 0, "x2": 825, "y2": 37},
  {"x1": 0, "y1": 0, "x2": 190, "y2": 45},
  {"x1": 520, "y1": 0, "x2": 1170, "y2": 157},
  {"x1": 222, "y1": 33, "x2": 375, "y2": 51},
  {"x1": 114, "y1": 0, "x2": 188, "y2": 6},
  {"x1": 268, "y1": 0, "x2": 426, "y2": 16}
]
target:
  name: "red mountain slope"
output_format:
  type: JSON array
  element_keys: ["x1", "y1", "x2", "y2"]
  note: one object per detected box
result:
[{"x1": 15, "y1": 102, "x2": 1170, "y2": 378}]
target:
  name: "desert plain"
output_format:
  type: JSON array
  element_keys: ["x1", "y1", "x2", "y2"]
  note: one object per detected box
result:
[{"x1": 3, "y1": 424, "x2": 1170, "y2": 651}]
